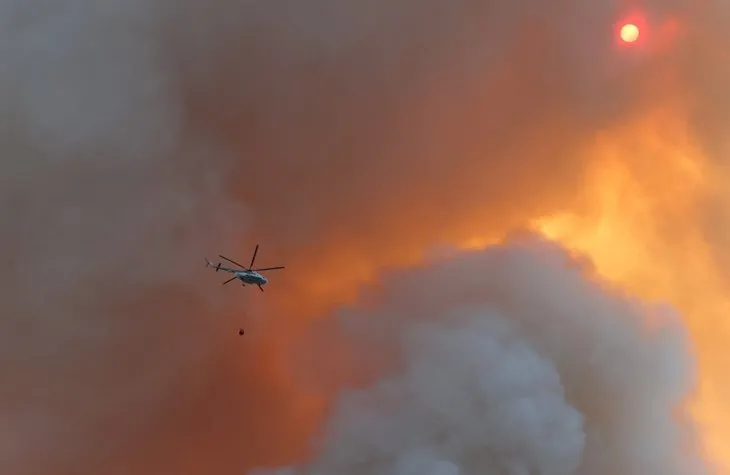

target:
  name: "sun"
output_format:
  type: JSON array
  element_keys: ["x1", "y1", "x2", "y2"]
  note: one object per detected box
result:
[{"x1": 620, "y1": 23, "x2": 640, "y2": 43}]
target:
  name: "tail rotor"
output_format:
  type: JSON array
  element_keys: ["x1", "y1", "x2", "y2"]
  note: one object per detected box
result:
[{"x1": 205, "y1": 258, "x2": 221, "y2": 272}]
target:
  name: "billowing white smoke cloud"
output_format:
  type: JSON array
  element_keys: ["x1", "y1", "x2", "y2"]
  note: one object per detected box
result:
[{"x1": 260, "y1": 236, "x2": 707, "y2": 475}]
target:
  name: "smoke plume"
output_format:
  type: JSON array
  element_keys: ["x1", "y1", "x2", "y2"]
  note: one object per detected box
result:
[
  {"x1": 1, "y1": 0, "x2": 726, "y2": 473},
  {"x1": 263, "y1": 236, "x2": 704, "y2": 475}
]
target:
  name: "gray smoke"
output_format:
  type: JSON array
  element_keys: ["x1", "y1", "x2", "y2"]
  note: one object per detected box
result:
[
  {"x1": 262, "y1": 236, "x2": 706, "y2": 475},
  {"x1": 0, "y1": 0, "x2": 725, "y2": 473}
]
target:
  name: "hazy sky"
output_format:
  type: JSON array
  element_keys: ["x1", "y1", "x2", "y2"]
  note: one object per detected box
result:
[{"x1": 1, "y1": 0, "x2": 726, "y2": 473}]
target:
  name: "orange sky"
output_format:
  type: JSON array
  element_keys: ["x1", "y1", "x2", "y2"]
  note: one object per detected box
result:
[
  {"x1": 531, "y1": 112, "x2": 730, "y2": 472},
  {"x1": 248, "y1": 108, "x2": 730, "y2": 474},
  {"x1": 272, "y1": 109, "x2": 730, "y2": 473}
]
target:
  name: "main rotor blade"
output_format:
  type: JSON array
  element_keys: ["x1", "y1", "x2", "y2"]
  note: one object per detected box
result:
[
  {"x1": 252, "y1": 266, "x2": 285, "y2": 271},
  {"x1": 222, "y1": 276, "x2": 237, "y2": 285},
  {"x1": 248, "y1": 245, "x2": 259, "y2": 270},
  {"x1": 219, "y1": 254, "x2": 246, "y2": 269}
]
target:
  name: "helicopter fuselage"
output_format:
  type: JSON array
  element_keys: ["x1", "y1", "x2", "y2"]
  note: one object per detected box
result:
[{"x1": 235, "y1": 270, "x2": 268, "y2": 285}]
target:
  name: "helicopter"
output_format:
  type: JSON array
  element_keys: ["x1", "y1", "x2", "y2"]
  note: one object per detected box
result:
[{"x1": 205, "y1": 244, "x2": 285, "y2": 292}]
